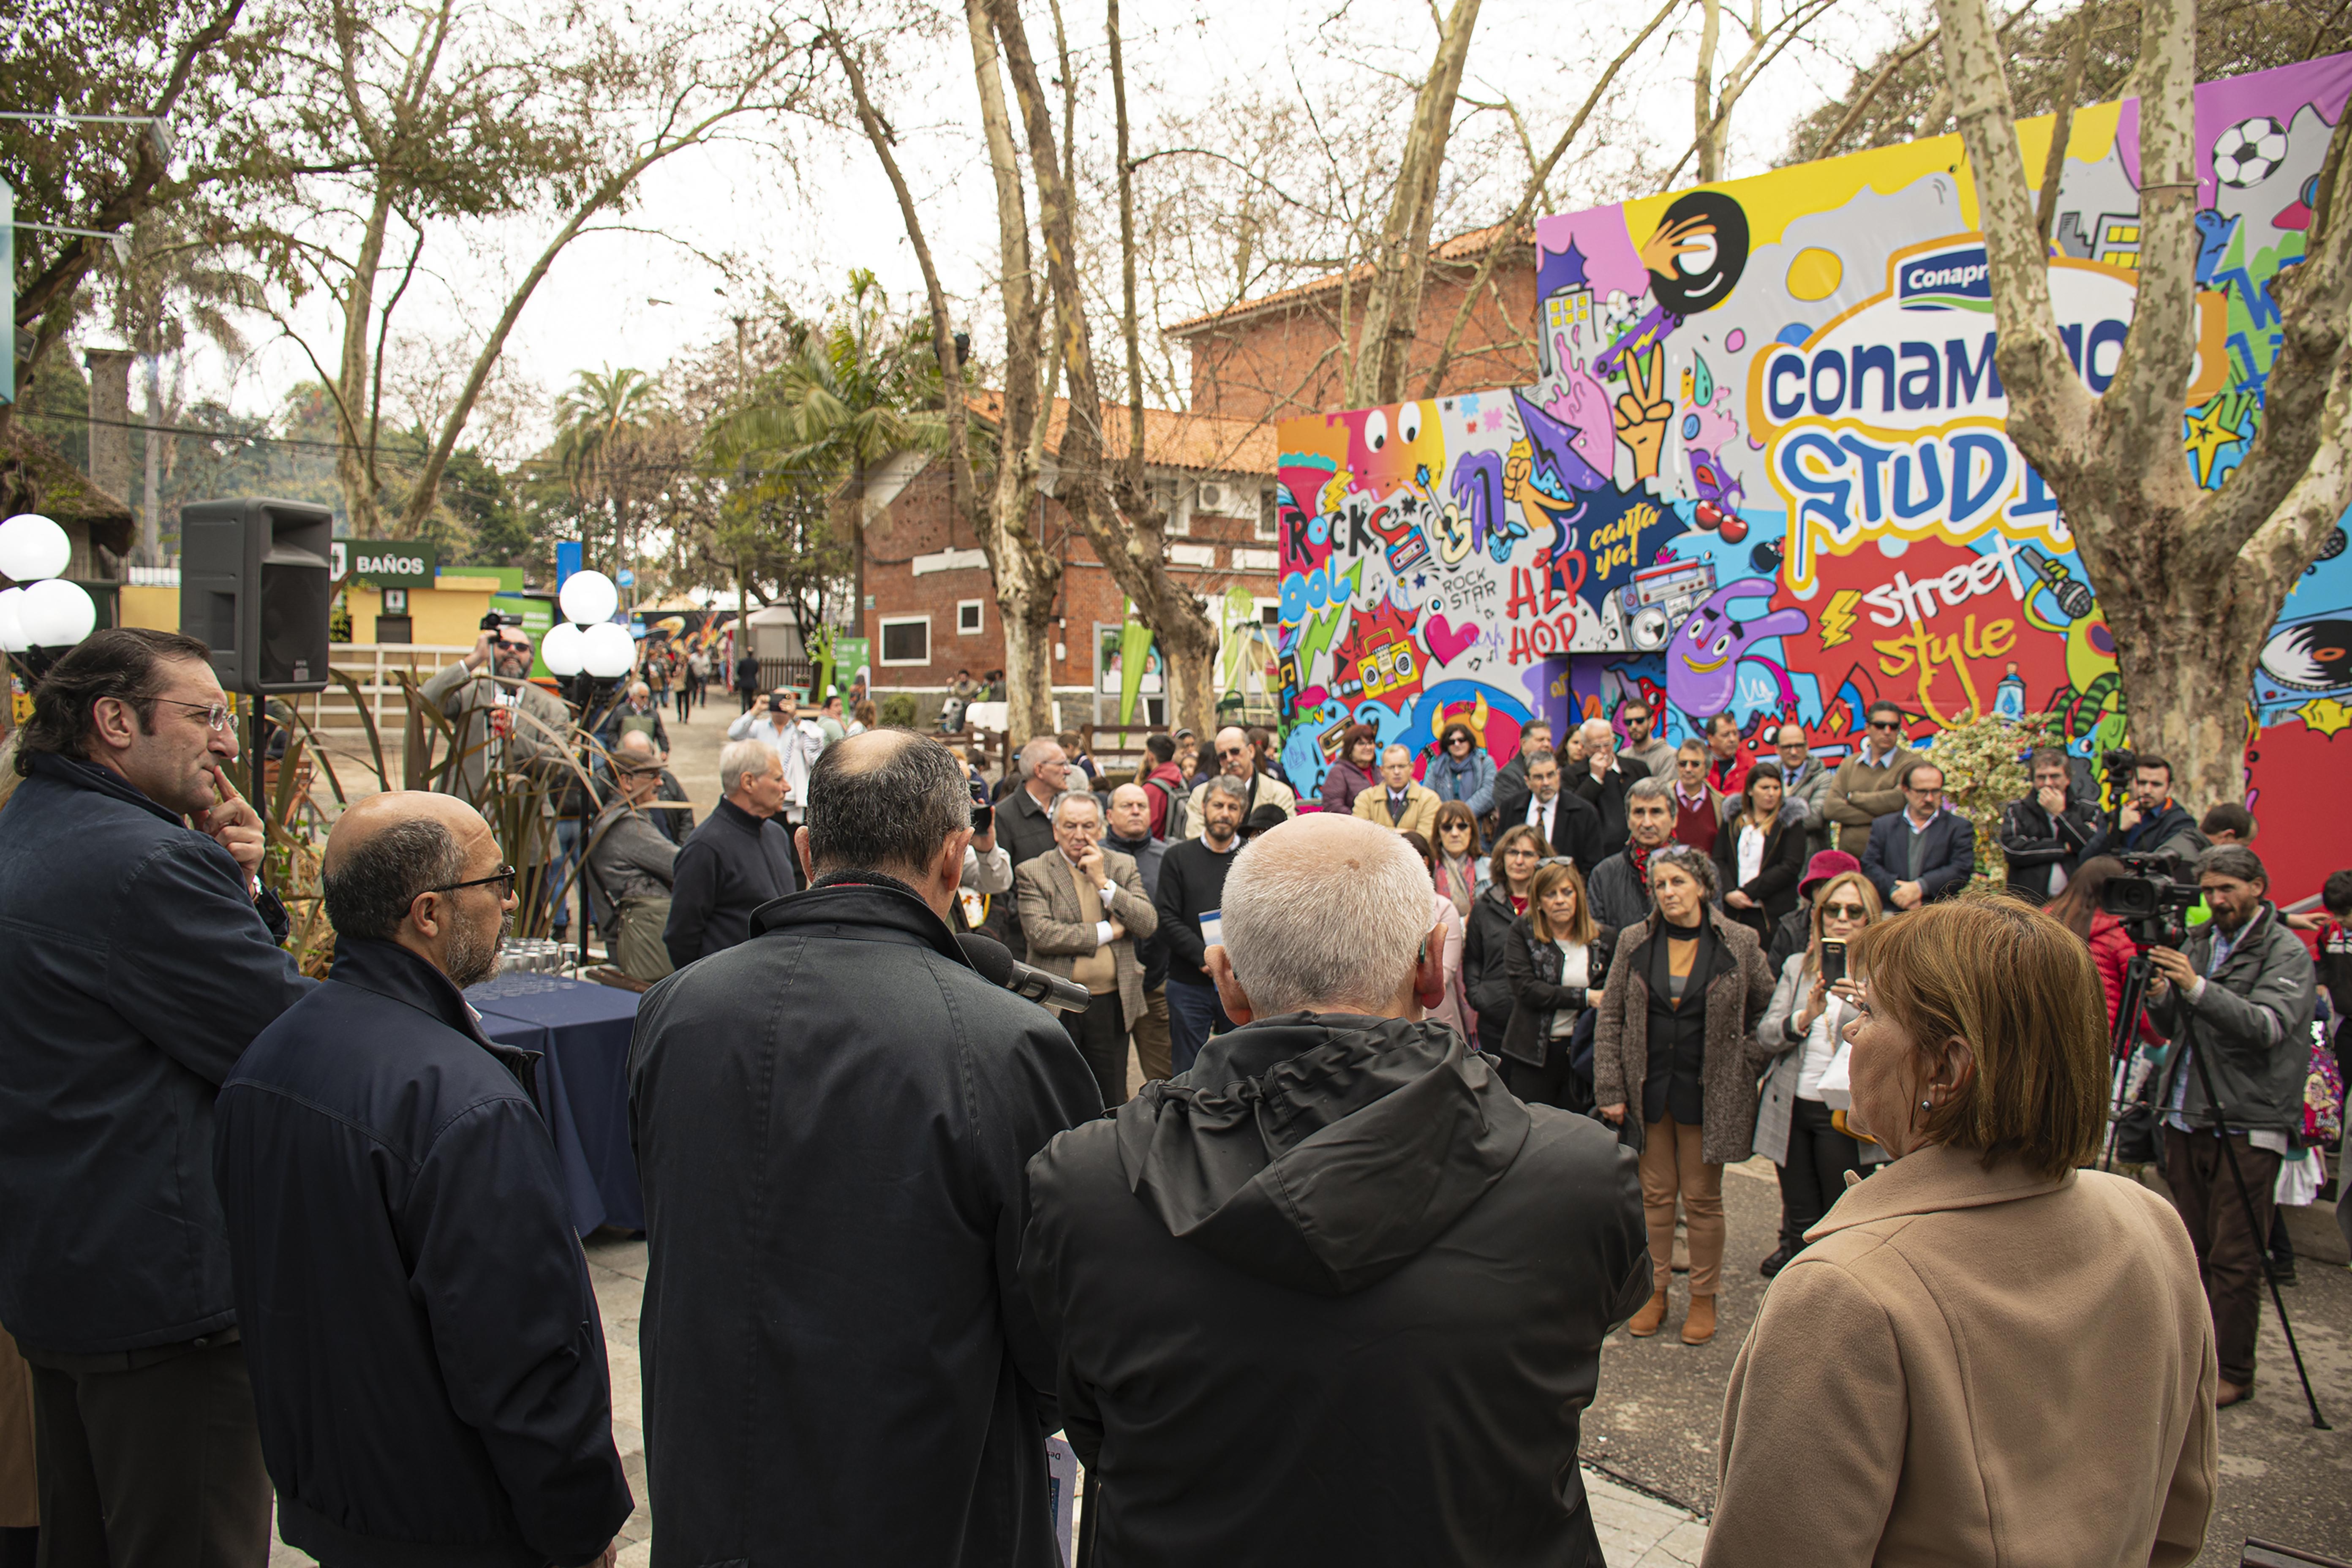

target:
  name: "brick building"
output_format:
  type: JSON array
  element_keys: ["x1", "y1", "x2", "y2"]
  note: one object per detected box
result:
[
  {"x1": 861, "y1": 397, "x2": 1282, "y2": 726},
  {"x1": 1165, "y1": 221, "x2": 1542, "y2": 423}
]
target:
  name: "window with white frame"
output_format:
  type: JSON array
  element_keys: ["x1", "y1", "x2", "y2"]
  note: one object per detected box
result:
[
  {"x1": 956, "y1": 599, "x2": 985, "y2": 635},
  {"x1": 879, "y1": 615, "x2": 931, "y2": 666}
]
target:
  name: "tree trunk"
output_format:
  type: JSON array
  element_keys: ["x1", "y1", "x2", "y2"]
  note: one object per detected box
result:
[
  {"x1": 993, "y1": 0, "x2": 1220, "y2": 736},
  {"x1": 334, "y1": 188, "x2": 396, "y2": 536},
  {"x1": 140, "y1": 351, "x2": 164, "y2": 566},
  {"x1": 1693, "y1": 0, "x2": 1723, "y2": 184},
  {"x1": 1935, "y1": 0, "x2": 2352, "y2": 812},
  {"x1": 1342, "y1": 0, "x2": 1481, "y2": 408}
]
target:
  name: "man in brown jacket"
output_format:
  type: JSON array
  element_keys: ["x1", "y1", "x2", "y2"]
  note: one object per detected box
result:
[
  {"x1": 1820, "y1": 701, "x2": 1919, "y2": 856},
  {"x1": 1014, "y1": 792, "x2": 1159, "y2": 1109},
  {"x1": 1351, "y1": 744, "x2": 1440, "y2": 840}
]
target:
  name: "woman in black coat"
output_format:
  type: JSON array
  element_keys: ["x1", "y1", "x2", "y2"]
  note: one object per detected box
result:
[
  {"x1": 1712, "y1": 761, "x2": 1805, "y2": 938},
  {"x1": 1500, "y1": 860, "x2": 1614, "y2": 1110},
  {"x1": 1462, "y1": 823, "x2": 1547, "y2": 1058}
]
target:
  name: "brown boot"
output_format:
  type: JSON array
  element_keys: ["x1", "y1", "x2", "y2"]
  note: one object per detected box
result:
[
  {"x1": 1681, "y1": 1294, "x2": 1718, "y2": 1345},
  {"x1": 1628, "y1": 1290, "x2": 1670, "y2": 1337}
]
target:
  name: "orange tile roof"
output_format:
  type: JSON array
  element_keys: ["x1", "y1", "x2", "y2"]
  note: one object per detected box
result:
[
  {"x1": 1165, "y1": 220, "x2": 1531, "y2": 337},
  {"x1": 966, "y1": 392, "x2": 1276, "y2": 476}
]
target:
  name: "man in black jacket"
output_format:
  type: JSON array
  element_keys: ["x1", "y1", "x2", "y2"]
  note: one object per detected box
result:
[
  {"x1": 1565, "y1": 717, "x2": 1643, "y2": 860},
  {"x1": 664, "y1": 738, "x2": 797, "y2": 967},
  {"x1": 1999, "y1": 747, "x2": 2098, "y2": 899},
  {"x1": 215, "y1": 792, "x2": 632, "y2": 1567},
  {"x1": 1155, "y1": 774, "x2": 1249, "y2": 1074},
  {"x1": 0, "y1": 629, "x2": 312, "y2": 1562},
  {"x1": 1104, "y1": 781, "x2": 1172, "y2": 1083},
  {"x1": 1522, "y1": 752, "x2": 1605, "y2": 876},
  {"x1": 1486, "y1": 718, "x2": 1555, "y2": 830},
  {"x1": 629, "y1": 731, "x2": 1101, "y2": 1566},
  {"x1": 2079, "y1": 753, "x2": 2204, "y2": 866},
  {"x1": 1022, "y1": 813, "x2": 1649, "y2": 1565}
]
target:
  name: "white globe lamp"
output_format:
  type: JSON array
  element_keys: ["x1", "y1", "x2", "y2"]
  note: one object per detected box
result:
[
  {"x1": 540, "y1": 621, "x2": 587, "y2": 678},
  {"x1": 19, "y1": 578, "x2": 96, "y2": 648},
  {"x1": 0, "y1": 513, "x2": 73, "y2": 583},
  {"x1": 558, "y1": 569, "x2": 619, "y2": 628},
  {"x1": 0, "y1": 587, "x2": 26, "y2": 653},
  {"x1": 580, "y1": 621, "x2": 634, "y2": 679}
]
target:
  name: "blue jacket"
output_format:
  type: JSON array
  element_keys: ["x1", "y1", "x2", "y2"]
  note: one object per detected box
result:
[
  {"x1": 1424, "y1": 748, "x2": 1497, "y2": 813},
  {"x1": 0, "y1": 751, "x2": 312, "y2": 1356},
  {"x1": 214, "y1": 939, "x2": 632, "y2": 1568},
  {"x1": 1861, "y1": 807, "x2": 1977, "y2": 906}
]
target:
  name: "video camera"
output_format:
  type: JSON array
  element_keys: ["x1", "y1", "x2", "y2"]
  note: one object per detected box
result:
[
  {"x1": 2097, "y1": 850, "x2": 2201, "y2": 949},
  {"x1": 2098, "y1": 746, "x2": 2143, "y2": 794},
  {"x1": 480, "y1": 610, "x2": 523, "y2": 633}
]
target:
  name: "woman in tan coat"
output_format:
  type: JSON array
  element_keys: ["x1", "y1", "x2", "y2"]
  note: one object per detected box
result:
[
  {"x1": 1592, "y1": 844, "x2": 1776, "y2": 1345},
  {"x1": 1704, "y1": 897, "x2": 2217, "y2": 1568}
]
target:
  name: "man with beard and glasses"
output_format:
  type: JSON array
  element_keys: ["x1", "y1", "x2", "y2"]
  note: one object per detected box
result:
[{"x1": 215, "y1": 793, "x2": 632, "y2": 1568}]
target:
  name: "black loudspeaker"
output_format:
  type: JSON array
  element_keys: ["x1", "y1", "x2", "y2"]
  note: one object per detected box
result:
[{"x1": 179, "y1": 498, "x2": 333, "y2": 694}]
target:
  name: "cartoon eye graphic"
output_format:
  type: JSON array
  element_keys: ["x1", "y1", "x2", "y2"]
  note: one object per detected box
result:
[
  {"x1": 1711, "y1": 633, "x2": 1734, "y2": 658},
  {"x1": 1364, "y1": 409, "x2": 1389, "y2": 451},
  {"x1": 1399, "y1": 403, "x2": 1424, "y2": 444}
]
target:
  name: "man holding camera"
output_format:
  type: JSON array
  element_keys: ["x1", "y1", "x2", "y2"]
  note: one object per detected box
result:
[
  {"x1": 2145, "y1": 845, "x2": 2317, "y2": 1408},
  {"x1": 421, "y1": 624, "x2": 572, "y2": 813},
  {"x1": 726, "y1": 687, "x2": 825, "y2": 830},
  {"x1": 629, "y1": 730, "x2": 1100, "y2": 1565}
]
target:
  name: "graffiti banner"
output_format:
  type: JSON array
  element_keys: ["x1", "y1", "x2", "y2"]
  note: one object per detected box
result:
[{"x1": 1275, "y1": 54, "x2": 2352, "y2": 904}]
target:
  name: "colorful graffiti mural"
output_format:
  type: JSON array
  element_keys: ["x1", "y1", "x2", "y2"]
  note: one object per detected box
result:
[{"x1": 1275, "y1": 54, "x2": 2352, "y2": 904}]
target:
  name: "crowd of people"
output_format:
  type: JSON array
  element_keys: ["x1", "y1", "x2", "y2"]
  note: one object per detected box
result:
[{"x1": 0, "y1": 624, "x2": 2344, "y2": 1568}]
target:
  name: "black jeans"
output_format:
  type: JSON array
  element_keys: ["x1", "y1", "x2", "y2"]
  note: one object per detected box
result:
[
  {"x1": 1067, "y1": 990, "x2": 1131, "y2": 1109},
  {"x1": 1502, "y1": 1043, "x2": 1589, "y2": 1111},
  {"x1": 1777, "y1": 1097, "x2": 1865, "y2": 1251},
  {"x1": 27, "y1": 1336, "x2": 271, "y2": 1568}
]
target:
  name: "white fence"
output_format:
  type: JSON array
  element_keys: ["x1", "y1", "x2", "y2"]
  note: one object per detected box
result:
[{"x1": 281, "y1": 644, "x2": 473, "y2": 740}]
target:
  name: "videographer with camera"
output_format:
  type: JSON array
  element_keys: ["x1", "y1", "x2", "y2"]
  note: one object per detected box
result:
[
  {"x1": 2080, "y1": 752, "x2": 2204, "y2": 865},
  {"x1": 2143, "y1": 845, "x2": 2318, "y2": 1409},
  {"x1": 421, "y1": 619, "x2": 572, "y2": 813}
]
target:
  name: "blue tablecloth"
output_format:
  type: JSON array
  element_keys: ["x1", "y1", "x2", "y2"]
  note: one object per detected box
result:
[{"x1": 465, "y1": 974, "x2": 645, "y2": 1236}]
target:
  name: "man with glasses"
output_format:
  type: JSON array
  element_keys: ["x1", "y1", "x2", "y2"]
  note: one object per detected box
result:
[
  {"x1": 586, "y1": 733, "x2": 681, "y2": 980},
  {"x1": 1772, "y1": 723, "x2": 1834, "y2": 857},
  {"x1": 421, "y1": 624, "x2": 573, "y2": 813},
  {"x1": 1670, "y1": 740, "x2": 1726, "y2": 856},
  {"x1": 1822, "y1": 700, "x2": 1919, "y2": 856},
  {"x1": 1185, "y1": 724, "x2": 1296, "y2": 840},
  {"x1": 1617, "y1": 698, "x2": 1677, "y2": 780},
  {"x1": 0, "y1": 629, "x2": 313, "y2": 1564},
  {"x1": 1014, "y1": 793, "x2": 1160, "y2": 1108},
  {"x1": 1568, "y1": 717, "x2": 1644, "y2": 858},
  {"x1": 1487, "y1": 719, "x2": 1557, "y2": 830},
  {"x1": 727, "y1": 687, "x2": 826, "y2": 833},
  {"x1": 215, "y1": 791, "x2": 632, "y2": 1568},
  {"x1": 1522, "y1": 753, "x2": 1603, "y2": 876},
  {"x1": 1861, "y1": 761, "x2": 1974, "y2": 911}
]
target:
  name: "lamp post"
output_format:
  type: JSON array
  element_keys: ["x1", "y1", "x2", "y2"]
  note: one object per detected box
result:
[
  {"x1": 0, "y1": 514, "x2": 98, "y2": 706},
  {"x1": 539, "y1": 569, "x2": 631, "y2": 965}
]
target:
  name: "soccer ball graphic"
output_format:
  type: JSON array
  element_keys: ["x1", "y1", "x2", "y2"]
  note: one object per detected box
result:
[{"x1": 2213, "y1": 117, "x2": 2289, "y2": 188}]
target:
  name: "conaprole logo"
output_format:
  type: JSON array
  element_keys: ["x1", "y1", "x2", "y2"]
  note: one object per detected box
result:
[{"x1": 1899, "y1": 246, "x2": 1994, "y2": 313}]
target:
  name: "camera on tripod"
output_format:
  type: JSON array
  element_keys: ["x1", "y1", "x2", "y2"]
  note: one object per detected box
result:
[
  {"x1": 2097, "y1": 850, "x2": 2201, "y2": 949},
  {"x1": 2098, "y1": 746, "x2": 2142, "y2": 793}
]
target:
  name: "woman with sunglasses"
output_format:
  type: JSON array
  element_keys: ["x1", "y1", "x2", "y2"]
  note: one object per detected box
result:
[
  {"x1": 1425, "y1": 722, "x2": 1497, "y2": 812},
  {"x1": 1430, "y1": 802, "x2": 1487, "y2": 920},
  {"x1": 1752, "y1": 869, "x2": 1884, "y2": 1277},
  {"x1": 1318, "y1": 724, "x2": 1382, "y2": 816},
  {"x1": 1463, "y1": 824, "x2": 1548, "y2": 1061},
  {"x1": 1500, "y1": 860, "x2": 1613, "y2": 1110},
  {"x1": 1712, "y1": 761, "x2": 1806, "y2": 939}
]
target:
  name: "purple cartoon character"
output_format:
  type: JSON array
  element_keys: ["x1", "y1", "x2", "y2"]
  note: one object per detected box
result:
[{"x1": 1667, "y1": 578, "x2": 1808, "y2": 718}]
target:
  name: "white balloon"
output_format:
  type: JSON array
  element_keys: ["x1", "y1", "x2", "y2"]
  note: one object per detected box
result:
[
  {"x1": 558, "y1": 569, "x2": 619, "y2": 628},
  {"x1": 581, "y1": 621, "x2": 634, "y2": 679},
  {"x1": 19, "y1": 578, "x2": 95, "y2": 648},
  {"x1": 0, "y1": 514, "x2": 72, "y2": 583},
  {"x1": 0, "y1": 587, "x2": 25, "y2": 653},
  {"x1": 540, "y1": 620, "x2": 587, "y2": 677}
]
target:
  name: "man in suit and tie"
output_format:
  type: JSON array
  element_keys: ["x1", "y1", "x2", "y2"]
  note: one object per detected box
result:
[
  {"x1": 1861, "y1": 760, "x2": 1975, "y2": 911},
  {"x1": 1353, "y1": 744, "x2": 1441, "y2": 839},
  {"x1": 1521, "y1": 753, "x2": 1603, "y2": 877},
  {"x1": 1567, "y1": 718, "x2": 1646, "y2": 860},
  {"x1": 1014, "y1": 792, "x2": 1160, "y2": 1109}
]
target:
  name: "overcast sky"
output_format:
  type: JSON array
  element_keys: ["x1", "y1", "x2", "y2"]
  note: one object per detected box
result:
[{"x1": 188, "y1": 0, "x2": 1925, "y2": 453}]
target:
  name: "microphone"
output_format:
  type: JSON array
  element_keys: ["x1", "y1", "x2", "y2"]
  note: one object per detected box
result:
[{"x1": 955, "y1": 933, "x2": 1094, "y2": 1013}]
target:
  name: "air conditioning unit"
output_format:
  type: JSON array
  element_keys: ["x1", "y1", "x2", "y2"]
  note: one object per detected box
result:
[{"x1": 1197, "y1": 482, "x2": 1230, "y2": 514}]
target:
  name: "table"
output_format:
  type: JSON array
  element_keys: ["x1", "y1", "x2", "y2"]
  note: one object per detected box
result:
[{"x1": 466, "y1": 973, "x2": 645, "y2": 1236}]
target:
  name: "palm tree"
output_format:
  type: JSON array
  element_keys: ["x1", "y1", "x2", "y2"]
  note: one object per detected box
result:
[
  {"x1": 708, "y1": 272, "x2": 947, "y2": 653},
  {"x1": 552, "y1": 366, "x2": 663, "y2": 585}
]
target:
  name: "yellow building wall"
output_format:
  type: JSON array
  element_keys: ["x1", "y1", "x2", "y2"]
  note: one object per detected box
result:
[{"x1": 120, "y1": 578, "x2": 502, "y2": 646}]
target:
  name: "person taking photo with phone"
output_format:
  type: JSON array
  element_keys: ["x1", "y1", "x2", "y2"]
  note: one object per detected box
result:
[{"x1": 1751, "y1": 870, "x2": 1884, "y2": 1277}]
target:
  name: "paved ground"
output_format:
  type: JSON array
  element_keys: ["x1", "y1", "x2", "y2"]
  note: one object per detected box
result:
[{"x1": 273, "y1": 705, "x2": 2350, "y2": 1565}]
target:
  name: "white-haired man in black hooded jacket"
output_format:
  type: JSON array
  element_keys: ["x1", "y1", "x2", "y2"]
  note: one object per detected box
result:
[{"x1": 1020, "y1": 813, "x2": 1648, "y2": 1567}]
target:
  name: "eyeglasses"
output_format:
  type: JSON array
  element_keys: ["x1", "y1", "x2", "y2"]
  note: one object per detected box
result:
[
  {"x1": 1217, "y1": 746, "x2": 1249, "y2": 758},
  {"x1": 150, "y1": 697, "x2": 232, "y2": 731},
  {"x1": 1821, "y1": 901, "x2": 1869, "y2": 919},
  {"x1": 1868, "y1": 719, "x2": 1902, "y2": 731},
  {"x1": 427, "y1": 863, "x2": 517, "y2": 898},
  {"x1": 1448, "y1": 736, "x2": 1471, "y2": 747}
]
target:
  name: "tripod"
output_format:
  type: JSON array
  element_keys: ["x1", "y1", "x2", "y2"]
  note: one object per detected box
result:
[{"x1": 2110, "y1": 942, "x2": 2330, "y2": 1429}]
